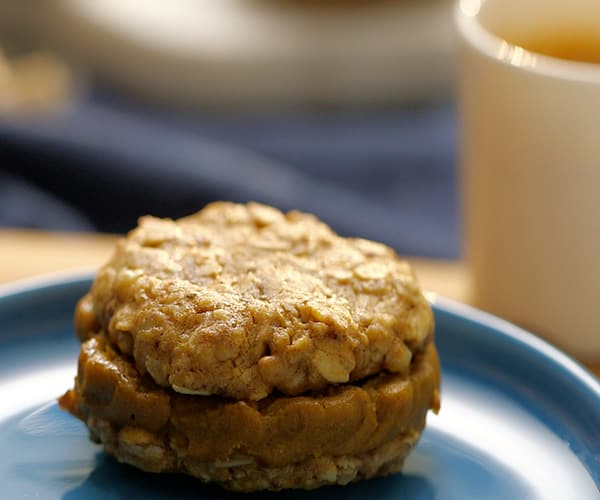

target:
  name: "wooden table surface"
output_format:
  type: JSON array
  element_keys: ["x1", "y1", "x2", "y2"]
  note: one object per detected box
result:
[{"x1": 1, "y1": 229, "x2": 598, "y2": 378}]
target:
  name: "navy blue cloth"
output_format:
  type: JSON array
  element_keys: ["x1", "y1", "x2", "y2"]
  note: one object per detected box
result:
[{"x1": 0, "y1": 88, "x2": 458, "y2": 258}]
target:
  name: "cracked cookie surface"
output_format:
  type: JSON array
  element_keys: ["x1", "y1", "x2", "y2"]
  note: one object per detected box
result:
[{"x1": 77, "y1": 202, "x2": 434, "y2": 400}]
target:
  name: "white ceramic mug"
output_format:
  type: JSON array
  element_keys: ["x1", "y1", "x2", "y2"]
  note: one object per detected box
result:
[{"x1": 456, "y1": 0, "x2": 600, "y2": 361}]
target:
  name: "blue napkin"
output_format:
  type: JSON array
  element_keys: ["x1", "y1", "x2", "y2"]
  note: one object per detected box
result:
[{"x1": 0, "y1": 88, "x2": 458, "y2": 258}]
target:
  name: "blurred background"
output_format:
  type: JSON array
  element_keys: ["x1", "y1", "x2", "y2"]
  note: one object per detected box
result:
[{"x1": 0, "y1": 0, "x2": 457, "y2": 259}]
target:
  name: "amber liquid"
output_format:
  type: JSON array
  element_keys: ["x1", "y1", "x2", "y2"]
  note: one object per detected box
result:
[{"x1": 504, "y1": 28, "x2": 600, "y2": 64}]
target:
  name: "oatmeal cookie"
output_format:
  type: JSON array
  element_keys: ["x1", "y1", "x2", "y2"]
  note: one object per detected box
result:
[
  {"x1": 59, "y1": 335, "x2": 440, "y2": 492},
  {"x1": 76, "y1": 202, "x2": 434, "y2": 400}
]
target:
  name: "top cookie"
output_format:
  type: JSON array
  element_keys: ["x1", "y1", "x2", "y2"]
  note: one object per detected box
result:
[{"x1": 77, "y1": 202, "x2": 433, "y2": 400}]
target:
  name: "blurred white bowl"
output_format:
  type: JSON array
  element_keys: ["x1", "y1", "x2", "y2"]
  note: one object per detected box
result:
[{"x1": 2, "y1": 0, "x2": 455, "y2": 108}]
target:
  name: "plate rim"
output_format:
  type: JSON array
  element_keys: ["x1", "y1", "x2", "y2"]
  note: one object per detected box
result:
[
  {"x1": 2, "y1": 271, "x2": 598, "y2": 397},
  {"x1": 0, "y1": 272, "x2": 598, "y2": 493},
  {"x1": 429, "y1": 292, "x2": 600, "y2": 395}
]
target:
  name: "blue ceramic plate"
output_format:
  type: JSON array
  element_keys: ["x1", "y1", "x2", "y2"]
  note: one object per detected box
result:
[{"x1": 0, "y1": 274, "x2": 598, "y2": 499}]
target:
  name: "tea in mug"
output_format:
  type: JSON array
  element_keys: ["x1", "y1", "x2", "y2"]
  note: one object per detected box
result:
[{"x1": 503, "y1": 27, "x2": 600, "y2": 64}]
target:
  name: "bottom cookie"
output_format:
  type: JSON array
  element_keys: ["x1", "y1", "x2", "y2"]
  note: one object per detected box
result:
[{"x1": 60, "y1": 336, "x2": 439, "y2": 492}]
